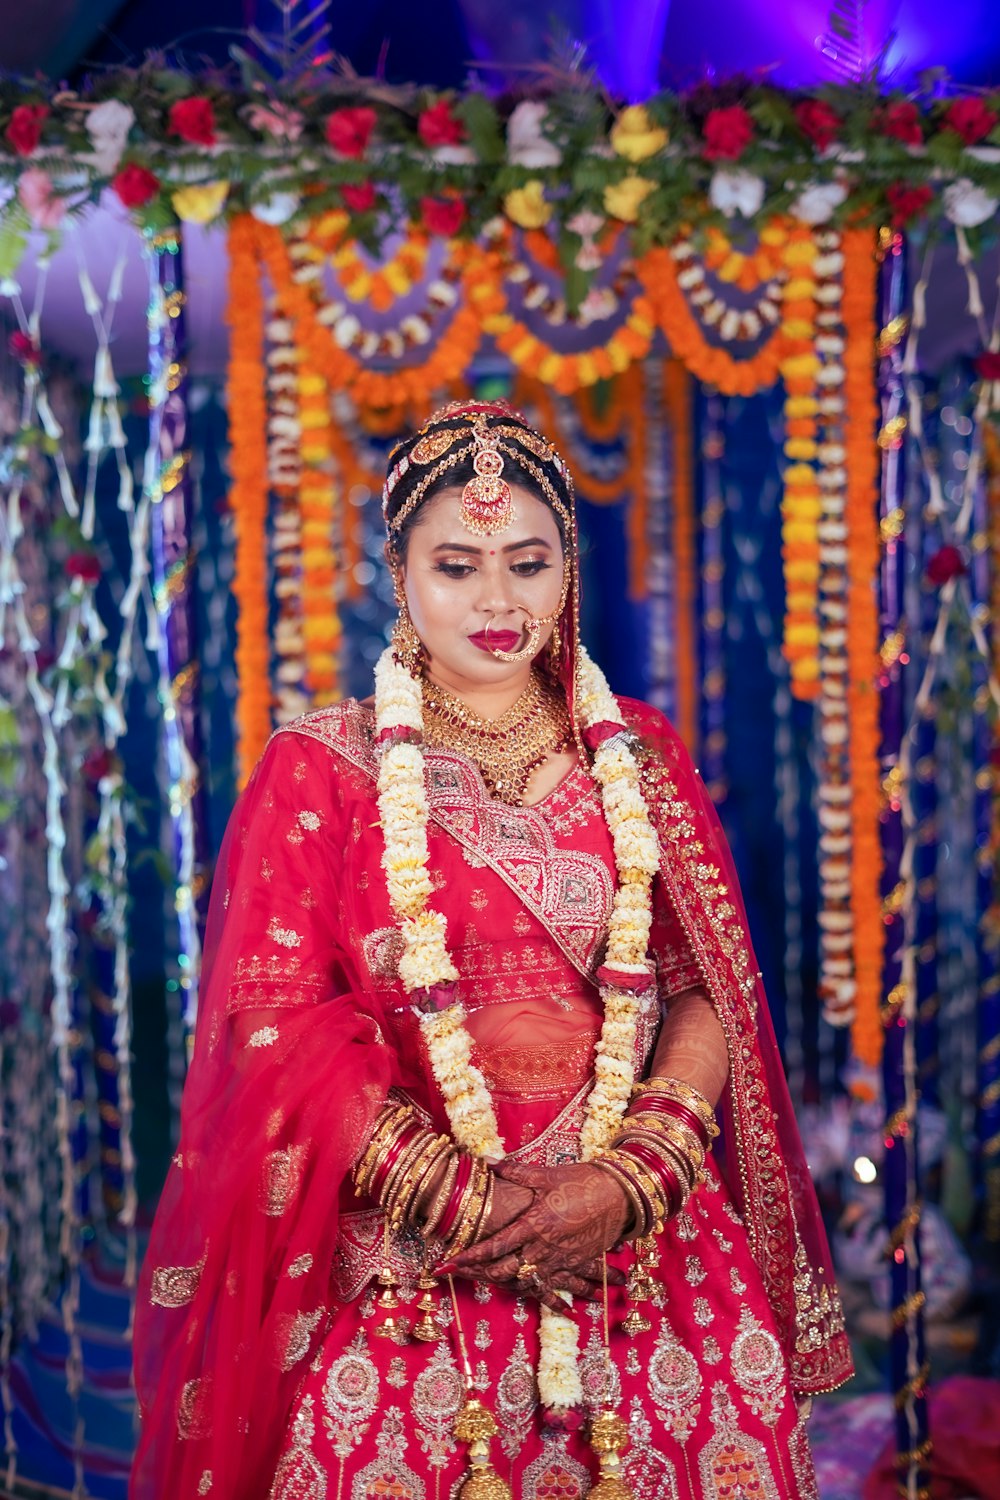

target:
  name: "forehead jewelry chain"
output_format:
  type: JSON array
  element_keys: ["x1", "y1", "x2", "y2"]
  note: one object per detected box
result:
[{"x1": 461, "y1": 420, "x2": 515, "y2": 536}]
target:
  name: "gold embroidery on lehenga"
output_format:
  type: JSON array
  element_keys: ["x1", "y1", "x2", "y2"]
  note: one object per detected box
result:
[
  {"x1": 288, "y1": 1253, "x2": 313, "y2": 1278},
  {"x1": 150, "y1": 1251, "x2": 205, "y2": 1308},
  {"x1": 698, "y1": 1382, "x2": 781, "y2": 1500},
  {"x1": 248, "y1": 1026, "x2": 279, "y2": 1049},
  {"x1": 703, "y1": 1335, "x2": 723, "y2": 1365},
  {"x1": 362, "y1": 926, "x2": 404, "y2": 981},
  {"x1": 269, "y1": 1395, "x2": 327, "y2": 1500},
  {"x1": 387, "y1": 1355, "x2": 408, "y2": 1389},
  {"x1": 321, "y1": 1337, "x2": 380, "y2": 1457},
  {"x1": 277, "y1": 1307, "x2": 324, "y2": 1370},
  {"x1": 731, "y1": 1307, "x2": 787, "y2": 1426},
  {"x1": 177, "y1": 1376, "x2": 212, "y2": 1440},
  {"x1": 693, "y1": 1297, "x2": 714, "y2": 1328},
  {"x1": 685, "y1": 1254, "x2": 707, "y2": 1286},
  {"x1": 647, "y1": 1318, "x2": 702, "y2": 1445},
  {"x1": 788, "y1": 1416, "x2": 821, "y2": 1500},
  {"x1": 523, "y1": 1433, "x2": 589, "y2": 1500},
  {"x1": 260, "y1": 1144, "x2": 308, "y2": 1216},
  {"x1": 198, "y1": 1470, "x2": 212, "y2": 1494},
  {"x1": 267, "y1": 917, "x2": 303, "y2": 949},
  {"x1": 496, "y1": 1333, "x2": 536, "y2": 1462},
  {"x1": 622, "y1": 1395, "x2": 680, "y2": 1500},
  {"x1": 580, "y1": 1327, "x2": 622, "y2": 1411},
  {"x1": 353, "y1": 1404, "x2": 425, "y2": 1500},
  {"x1": 411, "y1": 1343, "x2": 464, "y2": 1472},
  {"x1": 474, "y1": 1318, "x2": 491, "y2": 1351}
]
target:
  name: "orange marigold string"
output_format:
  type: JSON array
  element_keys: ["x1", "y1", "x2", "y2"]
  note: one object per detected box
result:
[
  {"x1": 779, "y1": 226, "x2": 822, "y2": 702},
  {"x1": 256, "y1": 220, "x2": 488, "y2": 409},
  {"x1": 842, "y1": 225, "x2": 885, "y2": 1075},
  {"x1": 298, "y1": 358, "x2": 341, "y2": 703},
  {"x1": 636, "y1": 245, "x2": 786, "y2": 397},
  {"x1": 664, "y1": 359, "x2": 698, "y2": 752},
  {"x1": 226, "y1": 216, "x2": 271, "y2": 786}
]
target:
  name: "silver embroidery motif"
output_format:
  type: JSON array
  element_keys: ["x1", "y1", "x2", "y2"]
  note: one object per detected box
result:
[
  {"x1": 248, "y1": 1026, "x2": 279, "y2": 1049},
  {"x1": 267, "y1": 917, "x2": 303, "y2": 949},
  {"x1": 411, "y1": 1343, "x2": 463, "y2": 1470},
  {"x1": 648, "y1": 1318, "x2": 702, "y2": 1444},
  {"x1": 269, "y1": 1395, "x2": 326, "y2": 1500},
  {"x1": 322, "y1": 1338, "x2": 380, "y2": 1458},
  {"x1": 496, "y1": 1333, "x2": 536, "y2": 1462},
  {"x1": 351, "y1": 1407, "x2": 424, "y2": 1500}
]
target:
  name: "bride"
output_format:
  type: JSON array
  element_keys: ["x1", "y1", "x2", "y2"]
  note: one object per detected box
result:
[{"x1": 131, "y1": 400, "x2": 851, "y2": 1500}]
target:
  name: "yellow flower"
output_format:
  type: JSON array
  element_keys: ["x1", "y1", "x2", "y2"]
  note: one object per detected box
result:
[
  {"x1": 610, "y1": 105, "x2": 669, "y2": 162},
  {"x1": 603, "y1": 174, "x2": 655, "y2": 223},
  {"x1": 503, "y1": 181, "x2": 551, "y2": 229},
  {"x1": 171, "y1": 180, "x2": 229, "y2": 225}
]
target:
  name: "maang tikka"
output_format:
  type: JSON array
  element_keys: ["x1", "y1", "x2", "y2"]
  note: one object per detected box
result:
[{"x1": 461, "y1": 420, "x2": 515, "y2": 536}]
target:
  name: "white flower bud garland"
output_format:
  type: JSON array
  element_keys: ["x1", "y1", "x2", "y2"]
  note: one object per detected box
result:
[{"x1": 373, "y1": 643, "x2": 659, "y2": 1411}]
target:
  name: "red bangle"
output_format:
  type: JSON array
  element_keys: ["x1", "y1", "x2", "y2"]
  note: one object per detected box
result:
[
  {"x1": 369, "y1": 1120, "x2": 424, "y2": 1198},
  {"x1": 630, "y1": 1097, "x2": 712, "y2": 1149},
  {"x1": 436, "y1": 1153, "x2": 472, "y2": 1244},
  {"x1": 618, "y1": 1139, "x2": 687, "y2": 1210}
]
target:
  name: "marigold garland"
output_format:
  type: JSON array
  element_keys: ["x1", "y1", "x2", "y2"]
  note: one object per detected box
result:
[
  {"x1": 664, "y1": 360, "x2": 699, "y2": 752},
  {"x1": 297, "y1": 359, "x2": 342, "y2": 703},
  {"x1": 226, "y1": 216, "x2": 271, "y2": 785},
  {"x1": 779, "y1": 226, "x2": 822, "y2": 702},
  {"x1": 480, "y1": 229, "x2": 655, "y2": 395},
  {"x1": 636, "y1": 242, "x2": 787, "y2": 397},
  {"x1": 842, "y1": 225, "x2": 885, "y2": 1073},
  {"x1": 251, "y1": 217, "x2": 490, "y2": 409}
]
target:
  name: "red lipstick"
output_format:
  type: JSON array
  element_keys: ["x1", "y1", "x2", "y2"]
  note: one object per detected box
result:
[{"x1": 469, "y1": 629, "x2": 521, "y2": 653}]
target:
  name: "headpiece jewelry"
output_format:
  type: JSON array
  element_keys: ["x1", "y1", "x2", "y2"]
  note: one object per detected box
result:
[{"x1": 461, "y1": 418, "x2": 514, "y2": 535}]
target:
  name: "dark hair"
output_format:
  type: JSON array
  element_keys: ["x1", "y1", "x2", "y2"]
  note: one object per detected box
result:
[{"x1": 384, "y1": 415, "x2": 573, "y2": 563}]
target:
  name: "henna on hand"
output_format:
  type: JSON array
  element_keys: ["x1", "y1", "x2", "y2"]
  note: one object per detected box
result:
[{"x1": 446, "y1": 1160, "x2": 630, "y2": 1295}]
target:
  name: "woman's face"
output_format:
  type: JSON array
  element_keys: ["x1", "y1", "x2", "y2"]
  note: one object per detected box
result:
[{"x1": 397, "y1": 482, "x2": 566, "y2": 692}]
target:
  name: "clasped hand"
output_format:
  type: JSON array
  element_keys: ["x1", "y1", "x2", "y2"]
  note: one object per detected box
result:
[{"x1": 440, "y1": 1160, "x2": 629, "y2": 1313}]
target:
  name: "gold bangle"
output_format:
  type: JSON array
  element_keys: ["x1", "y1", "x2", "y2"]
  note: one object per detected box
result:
[
  {"x1": 631, "y1": 1077, "x2": 718, "y2": 1135},
  {"x1": 421, "y1": 1151, "x2": 460, "y2": 1238},
  {"x1": 447, "y1": 1160, "x2": 490, "y2": 1257},
  {"x1": 353, "y1": 1104, "x2": 418, "y2": 1196},
  {"x1": 384, "y1": 1134, "x2": 451, "y2": 1227},
  {"x1": 381, "y1": 1129, "x2": 440, "y2": 1218},
  {"x1": 618, "y1": 1127, "x2": 702, "y2": 1194}
]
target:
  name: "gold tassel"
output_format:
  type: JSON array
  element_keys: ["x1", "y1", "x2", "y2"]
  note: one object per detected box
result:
[
  {"x1": 588, "y1": 1409, "x2": 632, "y2": 1500},
  {"x1": 454, "y1": 1397, "x2": 512, "y2": 1500}
]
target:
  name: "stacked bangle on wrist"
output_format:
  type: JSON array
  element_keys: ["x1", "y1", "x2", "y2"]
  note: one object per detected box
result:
[
  {"x1": 594, "y1": 1077, "x2": 718, "y2": 1241},
  {"x1": 352, "y1": 1102, "x2": 493, "y2": 1255}
]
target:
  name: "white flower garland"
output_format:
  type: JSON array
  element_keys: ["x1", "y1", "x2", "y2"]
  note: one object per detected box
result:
[{"x1": 374, "y1": 643, "x2": 661, "y2": 1411}]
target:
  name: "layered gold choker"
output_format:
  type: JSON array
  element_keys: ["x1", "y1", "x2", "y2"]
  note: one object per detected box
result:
[{"x1": 421, "y1": 671, "x2": 572, "y2": 805}]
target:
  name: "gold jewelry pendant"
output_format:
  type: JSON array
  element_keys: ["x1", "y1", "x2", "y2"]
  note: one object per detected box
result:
[
  {"x1": 412, "y1": 1269, "x2": 444, "y2": 1343},
  {"x1": 391, "y1": 606, "x2": 424, "y2": 673}
]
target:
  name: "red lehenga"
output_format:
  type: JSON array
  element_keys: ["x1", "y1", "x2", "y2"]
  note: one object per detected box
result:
[{"x1": 131, "y1": 695, "x2": 852, "y2": 1500}]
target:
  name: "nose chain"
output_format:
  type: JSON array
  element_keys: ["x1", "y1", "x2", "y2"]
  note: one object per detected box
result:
[{"x1": 421, "y1": 672, "x2": 573, "y2": 805}]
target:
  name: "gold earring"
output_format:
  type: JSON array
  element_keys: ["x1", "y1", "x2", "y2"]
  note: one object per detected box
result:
[{"x1": 391, "y1": 606, "x2": 424, "y2": 674}]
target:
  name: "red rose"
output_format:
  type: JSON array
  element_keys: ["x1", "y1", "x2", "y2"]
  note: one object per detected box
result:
[
  {"x1": 975, "y1": 351, "x2": 1000, "y2": 381},
  {"x1": 111, "y1": 163, "x2": 160, "y2": 208},
  {"x1": 340, "y1": 180, "x2": 376, "y2": 213},
  {"x1": 6, "y1": 103, "x2": 48, "y2": 157},
  {"x1": 703, "y1": 105, "x2": 754, "y2": 161},
  {"x1": 81, "y1": 747, "x2": 115, "y2": 783},
  {"x1": 168, "y1": 96, "x2": 217, "y2": 146},
  {"x1": 419, "y1": 193, "x2": 466, "y2": 237},
  {"x1": 417, "y1": 99, "x2": 466, "y2": 149},
  {"x1": 65, "y1": 552, "x2": 101, "y2": 585},
  {"x1": 942, "y1": 96, "x2": 998, "y2": 146},
  {"x1": 926, "y1": 545, "x2": 966, "y2": 586},
  {"x1": 885, "y1": 182, "x2": 933, "y2": 227},
  {"x1": 325, "y1": 106, "x2": 377, "y2": 159},
  {"x1": 882, "y1": 100, "x2": 923, "y2": 146},
  {"x1": 7, "y1": 330, "x2": 39, "y2": 364},
  {"x1": 794, "y1": 99, "x2": 841, "y2": 151}
]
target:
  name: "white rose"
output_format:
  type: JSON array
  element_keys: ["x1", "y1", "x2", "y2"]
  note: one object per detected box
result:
[
  {"x1": 506, "y1": 101, "x2": 561, "y2": 169},
  {"x1": 790, "y1": 181, "x2": 848, "y2": 225},
  {"x1": 943, "y1": 178, "x2": 998, "y2": 228},
  {"x1": 251, "y1": 191, "x2": 301, "y2": 226},
  {"x1": 708, "y1": 168, "x2": 765, "y2": 219},
  {"x1": 85, "y1": 99, "x2": 135, "y2": 175}
]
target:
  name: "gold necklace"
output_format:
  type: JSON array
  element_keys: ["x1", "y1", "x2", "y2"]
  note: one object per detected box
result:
[{"x1": 421, "y1": 671, "x2": 572, "y2": 805}]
